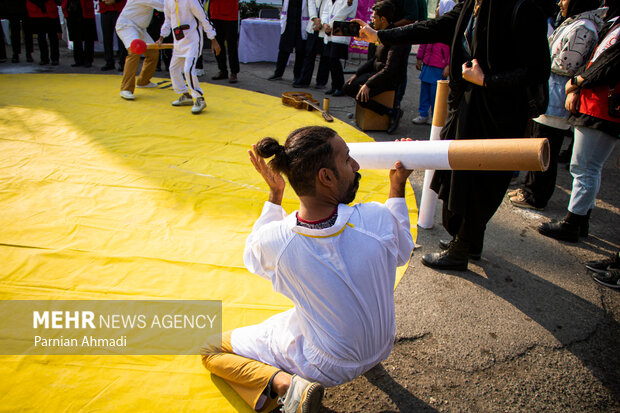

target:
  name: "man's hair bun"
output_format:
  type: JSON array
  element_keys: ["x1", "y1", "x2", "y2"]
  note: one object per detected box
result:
[{"x1": 255, "y1": 137, "x2": 288, "y2": 172}]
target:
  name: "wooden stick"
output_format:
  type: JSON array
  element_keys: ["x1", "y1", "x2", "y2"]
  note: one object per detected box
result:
[
  {"x1": 301, "y1": 98, "x2": 334, "y2": 122},
  {"x1": 146, "y1": 43, "x2": 174, "y2": 50}
]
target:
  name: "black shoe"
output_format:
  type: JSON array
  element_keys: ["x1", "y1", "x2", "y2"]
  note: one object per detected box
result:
[
  {"x1": 40, "y1": 60, "x2": 50, "y2": 65},
  {"x1": 293, "y1": 82, "x2": 309, "y2": 88},
  {"x1": 26, "y1": 54, "x2": 34, "y2": 63},
  {"x1": 212, "y1": 71, "x2": 228, "y2": 80},
  {"x1": 585, "y1": 255, "x2": 620, "y2": 274},
  {"x1": 325, "y1": 89, "x2": 335, "y2": 95},
  {"x1": 268, "y1": 74, "x2": 282, "y2": 81},
  {"x1": 592, "y1": 269, "x2": 620, "y2": 289},
  {"x1": 439, "y1": 239, "x2": 481, "y2": 260},
  {"x1": 538, "y1": 220, "x2": 579, "y2": 243},
  {"x1": 422, "y1": 250, "x2": 468, "y2": 271},
  {"x1": 83, "y1": 62, "x2": 92, "y2": 68},
  {"x1": 12, "y1": 55, "x2": 19, "y2": 63},
  {"x1": 332, "y1": 89, "x2": 344, "y2": 97},
  {"x1": 118, "y1": 64, "x2": 124, "y2": 72},
  {"x1": 0, "y1": 57, "x2": 6, "y2": 63},
  {"x1": 579, "y1": 209, "x2": 591, "y2": 237},
  {"x1": 101, "y1": 63, "x2": 115, "y2": 71},
  {"x1": 71, "y1": 62, "x2": 83, "y2": 67},
  {"x1": 423, "y1": 237, "x2": 469, "y2": 271},
  {"x1": 314, "y1": 84, "x2": 326, "y2": 90},
  {"x1": 51, "y1": 61, "x2": 59, "y2": 66},
  {"x1": 387, "y1": 109, "x2": 404, "y2": 134}
]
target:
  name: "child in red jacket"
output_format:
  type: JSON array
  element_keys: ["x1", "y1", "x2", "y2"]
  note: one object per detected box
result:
[{"x1": 412, "y1": 0, "x2": 454, "y2": 124}]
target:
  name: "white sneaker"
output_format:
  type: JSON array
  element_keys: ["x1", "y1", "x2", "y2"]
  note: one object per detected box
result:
[
  {"x1": 172, "y1": 94, "x2": 194, "y2": 106},
  {"x1": 195, "y1": 69, "x2": 205, "y2": 77},
  {"x1": 411, "y1": 115, "x2": 428, "y2": 124},
  {"x1": 279, "y1": 375, "x2": 324, "y2": 413},
  {"x1": 120, "y1": 90, "x2": 135, "y2": 100},
  {"x1": 191, "y1": 97, "x2": 206, "y2": 114},
  {"x1": 136, "y1": 82, "x2": 158, "y2": 88}
]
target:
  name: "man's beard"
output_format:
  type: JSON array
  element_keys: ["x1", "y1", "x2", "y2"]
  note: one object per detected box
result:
[{"x1": 341, "y1": 172, "x2": 361, "y2": 204}]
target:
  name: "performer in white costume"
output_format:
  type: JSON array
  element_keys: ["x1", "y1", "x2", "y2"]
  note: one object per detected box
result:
[
  {"x1": 202, "y1": 126, "x2": 414, "y2": 413},
  {"x1": 116, "y1": 0, "x2": 165, "y2": 100},
  {"x1": 157, "y1": 0, "x2": 220, "y2": 114}
]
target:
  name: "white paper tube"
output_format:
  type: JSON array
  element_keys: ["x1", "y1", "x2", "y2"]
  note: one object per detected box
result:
[
  {"x1": 418, "y1": 79, "x2": 450, "y2": 229},
  {"x1": 417, "y1": 124, "x2": 444, "y2": 228},
  {"x1": 347, "y1": 138, "x2": 550, "y2": 172},
  {"x1": 348, "y1": 140, "x2": 452, "y2": 170}
]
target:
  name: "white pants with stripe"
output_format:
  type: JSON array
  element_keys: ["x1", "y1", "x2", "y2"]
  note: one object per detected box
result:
[{"x1": 169, "y1": 54, "x2": 203, "y2": 99}]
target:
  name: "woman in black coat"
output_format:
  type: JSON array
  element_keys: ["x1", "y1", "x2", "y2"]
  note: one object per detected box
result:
[{"x1": 356, "y1": 0, "x2": 551, "y2": 270}]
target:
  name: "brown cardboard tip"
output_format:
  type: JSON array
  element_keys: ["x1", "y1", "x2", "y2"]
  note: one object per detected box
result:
[{"x1": 448, "y1": 138, "x2": 550, "y2": 171}]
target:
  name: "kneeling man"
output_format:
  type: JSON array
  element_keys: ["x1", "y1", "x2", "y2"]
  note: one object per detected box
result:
[{"x1": 202, "y1": 126, "x2": 415, "y2": 412}]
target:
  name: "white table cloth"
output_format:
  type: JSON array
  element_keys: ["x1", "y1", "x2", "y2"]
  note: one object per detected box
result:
[{"x1": 238, "y1": 18, "x2": 280, "y2": 63}]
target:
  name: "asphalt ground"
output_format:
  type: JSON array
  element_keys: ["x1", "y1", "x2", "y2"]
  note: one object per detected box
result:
[{"x1": 2, "y1": 44, "x2": 619, "y2": 412}]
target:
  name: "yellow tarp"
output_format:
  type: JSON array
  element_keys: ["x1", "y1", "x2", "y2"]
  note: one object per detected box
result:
[{"x1": 0, "y1": 74, "x2": 417, "y2": 411}]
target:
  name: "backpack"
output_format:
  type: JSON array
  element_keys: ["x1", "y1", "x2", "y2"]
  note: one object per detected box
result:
[{"x1": 512, "y1": 0, "x2": 550, "y2": 118}]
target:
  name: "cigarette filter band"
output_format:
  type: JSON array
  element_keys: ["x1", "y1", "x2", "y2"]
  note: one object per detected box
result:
[
  {"x1": 431, "y1": 80, "x2": 449, "y2": 127},
  {"x1": 348, "y1": 138, "x2": 550, "y2": 171}
]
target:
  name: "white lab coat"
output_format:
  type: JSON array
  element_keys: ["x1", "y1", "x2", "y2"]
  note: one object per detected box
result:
[
  {"x1": 116, "y1": 0, "x2": 165, "y2": 48},
  {"x1": 306, "y1": 0, "x2": 329, "y2": 38},
  {"x1": 160, "y1": 0, "x2": 216, "y2": 58},
  {"x1": 322, "y1": 0, "x2": 358, "y2": 45},
  {"x1": 281, "y1": 0, "x2": 310, "y2": 41},
  {"x1": 236, "y1": 199, "x2": 414, "y2": 386}
]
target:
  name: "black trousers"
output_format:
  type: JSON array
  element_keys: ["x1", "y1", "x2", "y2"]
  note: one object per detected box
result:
[
  {"x1": 101, "y1": 10, "x2": 126, "y2": 65},
  {"x1": 297, "y1": 32, "x2": 329, "y2": 86},
  {"x1": 67, "y1": 14, "x2": 96, "y2": 65},
  {"x1": 212, "y1": 19, "x2": 239, "y2": 74},
  {"x1": 9, "y1": 17, "x2": 34, "y2": 58},
  {"x1": 323, "y1": 42, "x2": 347, "y2": 90},
  {"x1": 394, "y1": 45, "x2": 411, "y2": 108},
  {"x1": 521, "y1": 122, "x2": 571, "y2": 208},
  {"x1": 342, "y1": 72, "x2": 394, "y2": 115},
  {"x1": 0, "y1": 24, "x2": 6, "y2": 59},
  {"x1": 441, "y1": 170, "x2": 514, "y2": 253},
  {"x1": 34, "y1": 18, "x2": 60, "y2": 63},
  {"x1": 274, "y1": 33, "x2": 305, "y2": 79}
]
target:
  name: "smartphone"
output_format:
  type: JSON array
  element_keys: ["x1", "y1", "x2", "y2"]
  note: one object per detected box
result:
[{"x1": 332, "y1": 21, "x2": 360, "y2": 37}]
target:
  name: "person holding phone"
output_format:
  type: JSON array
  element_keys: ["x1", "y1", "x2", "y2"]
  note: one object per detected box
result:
[
  {"x1": 157, "y1": 0, "x2": 220, "y2": 114},
  {"x1": 342, "y1": 1, "x2": 409, "y2": 133}
]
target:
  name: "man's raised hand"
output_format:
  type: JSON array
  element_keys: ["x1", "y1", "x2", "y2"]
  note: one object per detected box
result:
[
  {"x1": 352, "y1": 19, "x2": 378, "y2": 44},
  {"x1": 249, "y1": 145, "x2": 285, "y2": 205},
  {"x1": 389, "y1": 139, "x2": 414, "y2": 198}
]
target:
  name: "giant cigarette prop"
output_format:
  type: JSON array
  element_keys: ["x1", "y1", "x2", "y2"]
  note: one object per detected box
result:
[
  {"x1": 418, "y1": 80, "x2": 449, "y2": 228},
  {"x1": 347, "y1": 138, "x2": 550, "y2": 171}
]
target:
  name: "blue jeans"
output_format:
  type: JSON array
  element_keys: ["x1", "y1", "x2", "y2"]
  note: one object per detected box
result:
[
  {"x1": 418, "y1": 65, "x2": 443, "y2": 117},
  {"x1": 568, "y1": 126, "x2": 618, "y2": 215}
]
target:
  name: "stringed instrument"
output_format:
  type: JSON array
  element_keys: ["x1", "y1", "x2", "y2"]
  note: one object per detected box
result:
[{"x1": 281, "y1": 92, "x2": 334, "y2": 122}]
